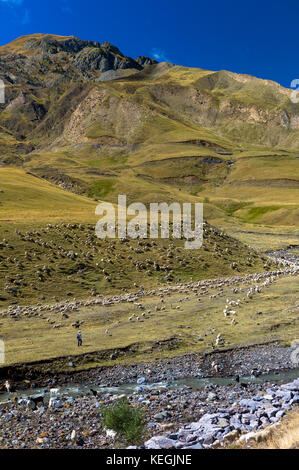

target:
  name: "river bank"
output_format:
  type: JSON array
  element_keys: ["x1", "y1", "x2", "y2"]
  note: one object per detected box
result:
[
  {"x1": 0, "y1": 341, "x2": 297, "y2": 392},
  {"x1": 0, "y1": 361, "x2": 298, "y2": 449}
]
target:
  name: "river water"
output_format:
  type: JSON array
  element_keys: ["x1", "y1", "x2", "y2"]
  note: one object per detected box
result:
[{"x1": 1, "y1": 367, "x2": 299, "y2": 404}]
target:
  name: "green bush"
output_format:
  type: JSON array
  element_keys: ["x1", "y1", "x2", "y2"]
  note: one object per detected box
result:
[{"x1": 101, "y1": 398, "x2": 146, "y2": 445}]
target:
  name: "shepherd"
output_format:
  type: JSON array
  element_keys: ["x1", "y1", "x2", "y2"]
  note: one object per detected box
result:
[
  {"x1": 4, "y1": 380, "x2": 15, "y2": 393},
  {"x1": 4, "y1": 380, "x2": 11, "y2": 393},
  {"x1": 77, "y1": 331, "x2": 82, "y2": 347}
]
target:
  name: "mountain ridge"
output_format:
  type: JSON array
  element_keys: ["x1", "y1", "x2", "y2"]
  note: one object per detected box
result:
[
  {"x1": 0, "y1": 33, "x2": 158, "y2": 85},
  {"x1": 0, "y1": 33, "x2": 298, "y2": 228}
]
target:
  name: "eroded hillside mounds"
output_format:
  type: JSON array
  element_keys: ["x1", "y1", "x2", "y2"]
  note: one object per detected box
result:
[{"x1": 0, "y1": 221, "x2": 276, "y2": 307}]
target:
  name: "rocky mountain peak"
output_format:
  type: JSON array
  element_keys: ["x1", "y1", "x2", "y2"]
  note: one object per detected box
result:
[
  {"x1": 136, "y1": 56, "x2": 158, "y2": 66},
  {"x1": 0, "y1": 34, "x2": 158, "y2": 85}
]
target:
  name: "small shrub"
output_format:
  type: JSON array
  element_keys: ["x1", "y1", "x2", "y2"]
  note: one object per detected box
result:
[{"x1": 101, "y1": 398, "x2": 146, "y2": 445}]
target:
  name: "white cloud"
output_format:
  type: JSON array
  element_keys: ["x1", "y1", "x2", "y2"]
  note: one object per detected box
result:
[{"x1": 151, "y1": 48, "x2": 171, "y2": 63}]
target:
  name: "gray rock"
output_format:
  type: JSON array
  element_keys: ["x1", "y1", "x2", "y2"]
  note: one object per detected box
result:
[
  {"x1": 260, "y1": 416, "x2": 270, "y2": 426},
  {"x1": 185, "y1": 434, "x2": 197, "y2": 443},
  {"x1": 136, "y1": 56, "x2": 158, "y2": 67},
  {"x1": 241, "y1": 413, "x2": 254, "y2": 424},
  {"x1": 252, "y1": 394, "x2": 264, "y2": 402},
  {"x1": 203, "y1": 433, "x2": 216, "y2": 445},
  {"x1": 230, "y1": 415, "x2": 242, "y2": 430},
  {"x1": 183, "y1": 442, "x2": 204, "y2": 449},
  {"x1": 275, "y1": 390, "x2": 292, "y2": 401},
  {"x1": 218, "y1": 418, "x2": 230, "y2": 428},
  {"x1": 282, "y1": 379, "x2": 299, "y2": 392},
  {"x1": 137, "y1": 377, "x2": 146, "y2": 385},
  {"x1": 270, "y1": 417, "x2": 279, "y2": 423},
  {"x1": 290, "y1": 394, "x2": 299, "y2": 404},
  {"x1": 145, "y1": 436, "x2": 177, "y2": 449},
  {"x1": 275, "y1": 410, "x2": 285, "y2": 419},
  {"x1": 249, "y1": 420, "x2": 259, "y2": 429},
  {"x1": 207, "y1": 392, "x2": 217, "y2": 401},
  {"x1": 266, "y1": 408, "x2": 278, "y2": 418},
  {"x1": 239, "y1": 399, "x2": 257, "y2": 411}
]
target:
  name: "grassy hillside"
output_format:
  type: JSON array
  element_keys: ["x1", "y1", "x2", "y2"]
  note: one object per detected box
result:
[
  {"x1": 0, "y1": 34, "x2": 298, "y2": 232},
  {"x1": 1, "y1": 268, "x2": 297, "y2": 367},
  {"x1": 0, "y1": 214, "x2": 275, "y2": 308},
  {"x1": 0, "y1": 34, "x2": 298, "y2": 370}
]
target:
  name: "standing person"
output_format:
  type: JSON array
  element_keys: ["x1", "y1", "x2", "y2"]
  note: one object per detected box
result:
[
  {"x1": 4, "y1": 380, "x2": 10, "y2": 393},
  {"x1": 77, "y1": 331, "x2": 82, "y2": 347},
  {"x1": 4, "y1": 380, "x2": 15, "y2": 393}
]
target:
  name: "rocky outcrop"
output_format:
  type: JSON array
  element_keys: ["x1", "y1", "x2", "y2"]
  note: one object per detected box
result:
[
  {"x1": 1, "y1": 33, "x2": 299, "y2": 151},
  {"x1": 136, "y1": 56, "x2": 158, "y2": 67},
  {"x1": 0, "y1": 35, "x2": 149, "y2": 83},
  {"x1": 73, "y1": 47, "x2": 142, "y2": 74},
  {"x1": 142, "y1": 378, "x2": 299, "y2": 449}
]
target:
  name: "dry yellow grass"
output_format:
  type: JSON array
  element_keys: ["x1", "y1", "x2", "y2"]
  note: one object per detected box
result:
[
  {"x1": 0, "y1": 168, "x2": 98, "y2": 223},
  {"x1": 1, "y1": 273, "x2": 298, "y2": 368},
  {"x1": 254, "y1": 410, "x2": 299, "y2": 449}
]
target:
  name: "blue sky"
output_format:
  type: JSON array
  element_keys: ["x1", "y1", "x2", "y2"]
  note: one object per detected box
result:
[{"x1": 0, "y1": 0, "x2": 297, "y2": 88}]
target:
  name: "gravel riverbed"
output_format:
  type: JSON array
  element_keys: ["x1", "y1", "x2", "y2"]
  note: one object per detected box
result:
[{"x1": 0, "y1": 343, "x2": 298, "y2": 449}]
